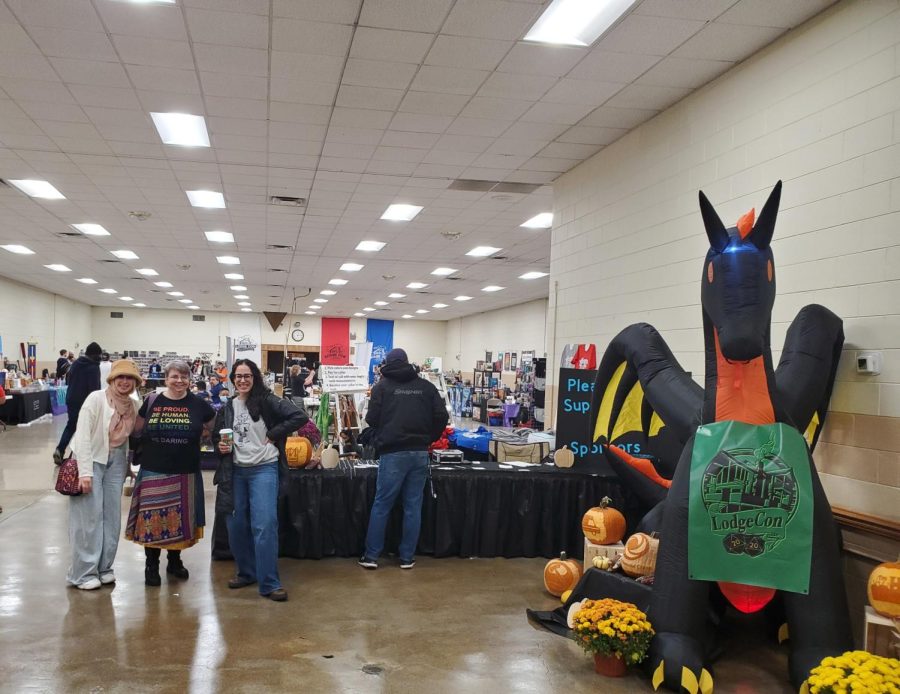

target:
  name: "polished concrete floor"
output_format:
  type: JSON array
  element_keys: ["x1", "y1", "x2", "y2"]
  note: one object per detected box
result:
[{"x1": 0, "y1": 416, "x2": 794, "y2": 693}]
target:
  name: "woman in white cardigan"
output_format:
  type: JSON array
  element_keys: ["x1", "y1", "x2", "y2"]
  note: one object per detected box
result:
[{"x1": 67, "y1": 360, "x2": 142, "y2": 590}]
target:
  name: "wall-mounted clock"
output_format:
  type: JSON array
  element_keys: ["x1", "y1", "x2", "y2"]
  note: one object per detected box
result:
[{"x1": 291, "y1": 328, "x2": 304, "y2": 342}]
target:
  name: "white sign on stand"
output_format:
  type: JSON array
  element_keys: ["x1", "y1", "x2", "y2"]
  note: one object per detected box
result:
[{"x1": 320, "y1": 365, "x2": 368, "y2": 393}]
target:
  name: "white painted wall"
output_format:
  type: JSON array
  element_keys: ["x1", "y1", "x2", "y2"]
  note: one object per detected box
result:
[
  {"x1": 0, "y1": 276, "x2": 91, "y2": 370},
  {"x1": 549, "y1": 1, "x2": 900, "y2": 517}
]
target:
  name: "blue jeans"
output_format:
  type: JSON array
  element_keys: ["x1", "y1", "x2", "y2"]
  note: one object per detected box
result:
[
  {"x1": 226, "y1": 461, "x2": 281, "y2": 595},
  {"x1": 364, "y1": 450, "x2": 429, "y2": 562}
]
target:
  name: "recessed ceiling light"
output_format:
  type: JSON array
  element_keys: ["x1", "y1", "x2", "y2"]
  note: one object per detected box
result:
[
  {"x1": 340, "y1": 262, "x2": 364, "y2": 272},
  {"x1": 77, "y1": 278, "x2": 98, "y2": 284},
  {"x1": 150, "y1": 112, "x2": 210, "y2": 147},
  {"x1": 431, "y1": 267, "x2": 457, "y2": 276},
  {"x1": 482, "y1": 285, "x2": 505, "y2": 292},
  {"x1": 314, "y1": 298, "x2": 328, "y2": 303},
  {"x1": 136, "y1": 268, "x2": 158, "y2": 276},
  {"x1": 188, "y1": 305, "x2": 200, "y2": 310},
  {"x1": 320, "y1": 289, "x2": 336, "y2": 296},
  {"x1": 374, "y1": 301, "x2": 388, "y2": 306},
  {"x1": 432, "y1": 303, "x2": 448, "y2": 308},
  {"x1": 234, "y1": 294, "x2": 249, "y2": 299},
  {"x1": 353, "y1": 312, "x2": 365, "y2": 317},
  {"x1": 224, "y1": 273, "x2": 244, "y2": 280},
  {"x1": 406, "y1": 282, "x2": 428, "y2": 289},
  {"x1": 167, "y1": 291, "x2": 184, "y2": 297},
  {"x1": 305, "y1": 311, "x2": 317, "y2": 315},
  {"x1": 111, "y1": 249, "x2": 139, "y2": 260},
  {"x1": 186, "y1": 190, "x2": 225, "y2": 208},
  {"x1": 230, "y1": 285, "x2": 247, "y2": 291},
  {"x1": 308, "y1": 305, "x2": 321, "y2": 310},
  {"x1": 8, "y1": 179, "x2": 65, "y2": 199},
  {"x1": 521, "y1": 212, "x2": 553, "y2": 229},
  {"x1": 216, "y1": 255, "x2": 240, "y2": 265},
  {"x1": 388, "y1": 293, "x2": 406, "y2": 299},
  {"x1": 240, "y1": 307, "x2": 252, "y2": 312},
  {"x1": 356, "y1": 240, "x2": 386, "y2": 252},
  {"x1": 402, "y1": 314, "x2": 413, "y2": 319},
  {"x1": 71, "y1": 223, "x2": 110, "y2": 236},
  {"x1": 381, "y1": 204, "x2": 423, "y2": 221},
  {"x1": 466, "y1": 246, "x2": 501, "y2": 257},
  {"x1": 154, "y1": 281, "x2": 173, "y2": 287},
  {"x1": 416, "y1": 309, "x2": 429, "y2": 314},
  {"x1": 205, "y1": 230, "x2": 234, "y2": 243},
  {"x1": 237, "y1": 301, "x2": 251, "y2": 307},
  {"x1": 119, "y1": 296, "x2": 134, "y2": 301},
  {"x1": 454, "y1": 295, "x2": 473, "y2": 301},
  {"x1": 44, "y1": 264, "x2": 71, "y2": 272},
  {"x1": 178, "y1": 299, "x2": 193, "y2": 304},
  {"x1": 328, "y1": 278, "x2": 348, "y2": 286},
  {"x1": 99, "y1": 288, "x2": 117, "y2": 294},
  {"x1": 363, "y1": 307, "x2": 376, "y2": 312},
  {"x1": 123, "y1": 0, "x2": 176, "y2": 4},
  {"x1": 520, "y1": 271, "x2": 549, "y2": 280},
  {"x1": 524, "y1": 0, "x2": 639, "y2": 46},
  {"x1": 133, "y1": 303, "x2": 146, "y2": 307},
  {"x1": 1, "y1": 244, "x2": 35, "y2": 255}
]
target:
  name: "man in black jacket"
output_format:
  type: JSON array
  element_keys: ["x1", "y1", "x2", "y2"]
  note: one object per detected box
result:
[
  {"x1": 55, "y1": 349, "x2": 69, "y2": 379},
  {"x1": 359, "y1": 348, "x2": 448, "y2": 570},
  {"x1": 53, "y1": 342, "x2": 102, "y2": 464}
]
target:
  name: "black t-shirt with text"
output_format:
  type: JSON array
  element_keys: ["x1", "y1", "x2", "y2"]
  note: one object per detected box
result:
[{"x1": 138, "y1": 393, "x2": 216, "y2": 474}]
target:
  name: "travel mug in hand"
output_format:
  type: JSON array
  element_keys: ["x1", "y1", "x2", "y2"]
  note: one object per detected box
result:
[{"x1": 219, "y1": 429, "x2": 234, "y2": 452}]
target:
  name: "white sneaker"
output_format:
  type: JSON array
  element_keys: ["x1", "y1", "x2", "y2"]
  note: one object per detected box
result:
[
  {"x1": 99, "y1": 573, "x2": 116, "y2": 585},
  {"x1": 77, "y1": 578, "x2": 102, "y2": 590}
]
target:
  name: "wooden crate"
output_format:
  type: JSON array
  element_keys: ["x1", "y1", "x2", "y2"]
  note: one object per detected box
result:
[{"x1": 583, "y1": 538, "x2": 624, "y2": 572}]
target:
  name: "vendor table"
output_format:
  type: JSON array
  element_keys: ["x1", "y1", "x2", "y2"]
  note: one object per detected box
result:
[
  {"x1": 0, "y1": 389, "x2": 52, "y2": 424},
  {"x1": 212, "y1": 460, "x2": 631, "y2": 561}
]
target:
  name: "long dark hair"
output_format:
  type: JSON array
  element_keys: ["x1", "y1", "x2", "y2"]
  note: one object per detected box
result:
[{"x1": 230, "y1": 358, "x2": 269, "y2": 421}]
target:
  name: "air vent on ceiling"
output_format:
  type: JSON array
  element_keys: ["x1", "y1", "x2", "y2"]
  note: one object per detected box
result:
[
  {"x1": 269, "y1": 268, "x2": 288, "y2": 273},
  {"x1": 448, "y1": 179, "x2": 541, "y2": 194},
  {"x1": 192, "y1": 315, "x2": 206, "y2": 322},
  {"x1": 149, "y1": 290, "x2": 162, "y2": 293},
  {"x1": 266, "y1": 244, "x2": 294, "y2": 251},
  {"x1": 267, "y1": 283, "x2": 284, "y2": 287},
  {"x1": 269, "y1": 195, "x2": 306, "y2": 207},
  {"x1": 110, "y1": 311, "x2": 123, "y2": 319},
  {"x1": 491, "y1": 255, "x2": 508, "y2": 260},
  {"x1": 57, "y1": 232, "x2": 84, "y2": 238},
  {"x1": 446, "y1": 276, "x2": 462, "y2": 280},
  {"x1": 269, "y1": 295, "x2": 280, "y2": 298},
  {"x1": 99, "y1": 259, "x2": 120, "y2": 263}
]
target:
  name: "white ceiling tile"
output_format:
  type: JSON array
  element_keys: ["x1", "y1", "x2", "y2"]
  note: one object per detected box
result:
[
  {"x1": 319, "y1": 156, "x2": 370, "y2": 173},
  {"x1": 269, "y1": 122, "x2": 327, "y2": 142},
  {"x1": 200, "y1": 72, "x2": 268, "y2": 99},
  {"x1": 634, "y1": 0, "x2": 736, "y2": 20},
  {"x1": 50, "y1": 137, "x2": 113, "y2": 156},
  {"x1": 271, "y1": 52, "x2": 345, "y2": 82},
  {"x1": 519, "y1": 102, "x2": 595, "y2": 125},
  {"x1": 208, "y1": 117, "x2": 268, "y2": 137},
  {"x1": 399, "y1": 91, "x2": 470, "y2": 117},
  {"x1": 136, "y1": 90, "x2": 205, "y2": 114},
  {"x1": 350, "y1": 27, "x2": 434, "y2": 64},
  {"x1": 539, "y1": 141, "x2": 602, "y2": 159},
  {"x1": 433, "y1": 134, "x2": 493, "y2": 153},
  {"x1": 380, "y1": 131, "x2": 441, "y2": 149},
  {"x1": 331, "y1": 107, "x2": 394, "y2": 130},
  {"x1": 194, "y1": 44, "x2": 269, "y2": 76},
  {"x1": 343, "y1": 59, "x2": 419, "y2": 90},
  {"x1": 446, "y1": 117, "x2": 511, "y2": 137},
  {"x1": 478, "y1": 72, "x2": 555, "y2": 101},
  {"x1": 112, "y1": 37, "x2": 195, "y2": 70},
  {"x1": 95, "y1": 2, "x2": 188, "y2": 40},
  {"x1": 717, "y1": 0, "x2": 836, "y2": 28},
  {"x1": 410, "y1": 65, "x2": 489, "y2": 96},
  {"x1": 389, "y1": 113, "x2": 453, "y2": 134},
  {"x1": 541, "y1": 79, "x2": 624, "y2": 107},
  {"x1": 0, "y1": 23, "x2": 41, "y2": 54},
  {"x1": 359, "y1": 0, "x2": 455, "y2": 33},
  {"x1": 183, "y1": 0, "x2": 270, "y2": 14},
  {"x1": 459, "y1": 97, "x2": 532, "y2": 121},
  {"x1": 50, "y1": 58, "x2": 130, "y2": 88},
  {"x1": 0, "y1": 55, "x2": 58, "y2": 82},
  {"x1": 636, "y1": 56, "x2": 734, "y2": 89},
  {"x1": 365, "y1": 159, "x2": 418, "y2": 175},
  {"x1": 596, "y1": 14, "x2": 706, "y2": 56},
  {"x1": 270, "y1": 79, "x2": 339, "y2": 106},
  {"x1": 69, "y1": 85, "x2": 142, "y2": 110},
  {"x1": 217, "y1": 149, "x2": 268, "y2": 166},
  {"x1": 441, "y1": 0, "x2": 540, "y2": 40},
  {"x1": 602, "y1": 83, "x2": 691, "y2": 111},
  {"x1": 519, "y1": 156, "x2": 578, "y2": 173},
  {"x1": 501, "y1": 121, "x2": 568, "y2": 140},
  {"x1": 211, "y1": 133, "x2": 268, "y2": 152},
  {"x1": 6, "y1": 0, "x2": 103, "y2": 31},
  {"x1": 273, "y1": 0, "x2": 362, "y2": 23},
  {"x1": 372, "y1": 146, "x2": 427, "y2": 163},
  {"x1": 569, "y1": 50, "x2": 661, "y2": 83},
  {"x1": 269, "y1": 103, "x2": 332, "y2": 126},
  {"x1": 485, "y1": 138, "x2": 547, "y2": 157},
  {"x1": 414, "y1": 162, "x2": 466, "y2": 178},
  {"x1": 267, "y1": 138, "x2": 322, "y2": 155},
  {"x1": 460, "y1": 166, "x2": 514, "y2": 180},
  {"x1": 28, "y1": 27, "x2": 117, "y2": 61},
  {"x1": 424, "y1": 36, "x2": 513, "y2": 71},
  {"x1": 127, "y1": 66, "x2": 201, "y2": 95},
  {"x1": 421, "y1": 149, "x2": 479, "y2": 166},
  {"x1": 82, "y1": 107, "x2": 151, "y2": 128},
  {"x1": 185, "y1": 9, "x2": 268, "y2": 48},
  {"x1": 672, "y1": 23, "x2": 785, "y2": 61},
  {"x1": 579, "y1": 106, "x2": 659, "y2": 129},
  {"x1": 497, "y1": 44, "x2": 588, "y2": 77},
  {"x1": 272, "y1": 19, "x2": 354, "y2": 56},
  {"x1": 325, "y1": 127, "x2": 385, "y2": 145},
  {"x1": 556, "y1": 126, "x2": 627, "y2": 146},
  {"x1": 204, "y1": 96, "x2": 268, "y2": 120},
  {"x1": 336, "y1": 85, "x2": 405, "y2": 111}
]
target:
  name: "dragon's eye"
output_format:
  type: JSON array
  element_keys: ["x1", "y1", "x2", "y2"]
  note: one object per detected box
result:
[{"x1": 707, "y1": 263, "x2": 714, "y2": 283}]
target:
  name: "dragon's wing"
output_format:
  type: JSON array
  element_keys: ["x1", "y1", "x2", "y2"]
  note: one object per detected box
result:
[{"x1": 775, "y1": 304, "x2": 844, "y2": 450}]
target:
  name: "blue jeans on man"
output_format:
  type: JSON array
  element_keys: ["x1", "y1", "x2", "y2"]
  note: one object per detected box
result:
[
  {"x1": 226, "y1": 460, "x2": 281, "y2": 595},
  {"x1": 363, "y1": 450, "x2": 430, "y2": 562}
]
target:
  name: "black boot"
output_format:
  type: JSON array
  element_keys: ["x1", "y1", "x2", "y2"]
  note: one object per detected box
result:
[
  {"x1": 166, "y1": 550, "x2": 189, "y2": 580},
  {"x1": 145, "y1": 547, "x2": 161, "y2": 587}
]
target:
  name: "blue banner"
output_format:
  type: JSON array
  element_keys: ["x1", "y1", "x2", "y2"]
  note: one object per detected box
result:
[{"x1": 365, "y1": 319, "x2": 394, "y2": 384}]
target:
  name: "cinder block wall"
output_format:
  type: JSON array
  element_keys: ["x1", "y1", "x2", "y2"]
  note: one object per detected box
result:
[{"x1": 549, "y1": 0, "x2": 900, "y2": 519}]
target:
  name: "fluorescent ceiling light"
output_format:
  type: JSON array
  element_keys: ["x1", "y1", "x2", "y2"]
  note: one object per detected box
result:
[
  {"x1": 520, "y1": 271, "x2": 549, "y2": 280},
  {"x1": 482, "y1": 285, "x2": 505, "y2": 292},
  {"x1": 122, "y1": 0, "x2": 176, "y2": 4},
  {"x1": 416, "y1": 309, "x2": 429, "y2": 314},
  {"x1": 454, "y1": 295, "x2": 473, "y2": 301},
  {"x1": 233, "y1": 294, "x2": 249, "y2": 299},
  {"x1": 363, "y1": 307, "x2": 376, "y2": 312},
  {"x1": 356, "y1": 240, "x2": 385, "y2": 252},
  {"x1": 99, "y1": 288, "x2": 117, "y2": 294},
  {"x1": 431, "y1": 267, "x2": 457, "y2": 276},
  {"x1": 71, "y1": 223, "x2": 110, "y2": 236},
  {"x1": 186, "y1": 190, "x2": 225, "y2": 208},
  {"x1": 306, "y1": 311, "x2": 317, "y2": 315},
  {"x1": 2, "y1": 244, "x2": 35, "y2": 255},
  {"x1": 133, "y1": 303, "x2": 146, "y2": 307},
  {"x1": 381, "y1": 204, "x2": 423, "y2": 221},
  {"x1": 205, "y1": 230, "x2": 234, "y2": 243},
  {"x1": 44, "y1": 264, "x2": 71, "y2": 272},
  {"x1": 466, "y1": 246, "x2": 501, "y2": 257},
  {"x1": 402, "y1": 314, "x2": 413, "y2": 319},
  {"x1": 240, "y1": 308, "x2": 251, "y2": 312},
  {"x1": 8, "y1": 179, "x2": 65, "y2": 199},
  {"x1": 388, "y1": 293, "x2": 406, "y2": 299},
  {"x1": 340, "y1": 262, "x2": 364, "y2": 272},
  {"x1": 230, "y1": 285, "x2": 247, "y2": 291},
  {"x1": 314, "y1": 298, "x2": 328, "y2": 303},
  {"x1": 188, "y1": 305, "x2": 200, "y2": 310},
  {"x1": 111, "y1": 249, "x2": 139, "y2": 260},
  {"x1": 237, "y1": 302, "x2": 251, "y2": 307},
  {"x1": 433, "y1": 303, "x2": 448, "y2": 308},
  {"x1": 119, "y1": 296, "x2": 134, "y2": 301},
  {"x1": 320, "y1": 290, "x2": 336, "y2": 296},
  {"x1": 524, "y1": 0, "x2": 639, "y2": 46},
  {"x1": 154, "y1": 281, "x2": 173, "y2": 287},
  {"x1": 167, "y1": 291, "x2": 184, "y2": 296},
  {"x1": 521, "y1": 212, "x2": 553, "y2": 229},
  {"x1": 77, "y1": 278, "x2": 97, "y2": 284},
  {"x1": 216, "y1": 255, "x2": 240, "y2": 265},
  {"x1": 136, "y1": 268, "x2": 158, "y2": 276},
  {"x1": 328, "y1": 278, "x2": 348, "y2": 286},
  {"x1": 150, "y1": 112, "x2": 210, "y2": 147},
  {"x1": 224, "y1": 273, "x2": 244, "y2": 280},
  {"x1": 178, "y1": 299, "x2": 193, "y2": 304},
  {"x1": 374, "y1": 301, "x2": 388, "y2": 306},
  {"x1": 353, "y1": 312, "x2": 365, "y2": 317},
  {"x1": 308, "y1": 305, "x2": 321, "y2": 310},
  {"x1": 406, "y1": 282, "x2": 428, "y2": 289}
]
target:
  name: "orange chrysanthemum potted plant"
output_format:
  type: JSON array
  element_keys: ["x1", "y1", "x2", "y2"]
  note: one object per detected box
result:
[{"x1": 570, "y1": 598, "x2": 654, "y2": 677}]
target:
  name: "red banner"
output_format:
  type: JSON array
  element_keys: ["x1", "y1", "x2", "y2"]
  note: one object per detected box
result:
[{"x1": 320, "y1": 317, "x2": 350, "y2": 365}]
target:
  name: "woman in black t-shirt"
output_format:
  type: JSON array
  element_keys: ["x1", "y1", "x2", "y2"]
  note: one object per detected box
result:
[{"x1": 125, "y1": 360, "x2": 215, "y2": 587}]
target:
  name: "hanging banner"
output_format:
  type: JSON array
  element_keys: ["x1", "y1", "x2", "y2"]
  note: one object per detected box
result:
[
  {"x1": 321, "y1": 317, "x2": 350, "y2": 365},
  {"x1": 365, "y1": 319, "x2": 393, "y2": 384},
  {"x1": 228, "y1": 314, "x2": 262, "y2": 367},
  {"x1": 27, "y1": 342, "x2": 37, "y2": 379}
]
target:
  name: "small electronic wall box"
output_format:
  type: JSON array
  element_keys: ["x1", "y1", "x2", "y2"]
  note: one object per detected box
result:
[{"x1": 856, "y1": 351, "x2": 882, "y2": 376}]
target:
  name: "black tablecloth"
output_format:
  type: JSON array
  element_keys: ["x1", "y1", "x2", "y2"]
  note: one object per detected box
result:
[
  {"x1": 0, "y1": 390, "x2": 51, "y2": 424},
  {"x1": 212, "y1": 461, "x2": 634, "y2": 561}
]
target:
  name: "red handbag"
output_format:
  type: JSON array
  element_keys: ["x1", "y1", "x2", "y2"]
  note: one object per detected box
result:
[{"x1": 55, "y1": 456, "x2": 82, "y2": 496}]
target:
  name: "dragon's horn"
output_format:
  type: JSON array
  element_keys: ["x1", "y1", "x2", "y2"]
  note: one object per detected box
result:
[
  {"x1": 699, "y1": 190, "x2": 728, "y2": 252},
  {"x1": 749, "y1": 180, "x2": 782, "y2": 249}
]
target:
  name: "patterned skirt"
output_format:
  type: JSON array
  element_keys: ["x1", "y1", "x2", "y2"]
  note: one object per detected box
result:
[{"x1": 125, "y1": 470, "x2": 205, "y2": 549}]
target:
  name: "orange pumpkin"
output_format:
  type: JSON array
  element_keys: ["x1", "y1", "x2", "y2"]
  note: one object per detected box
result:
[
  {"x1": 581, "y1": 497, "x2": 626, "y2": 545},
  {"x1": 285, "y1": 436, "x2": 313, "y2": 468},
  {"x1": 868, "y1": 561, "x2": 900, "y2": 618},
  {"x1": 621, "y1": 533, "x2": 659, "y2": 578},
  {"x1": 543, "y1": 551, "x2": 583, "y2": 597}
]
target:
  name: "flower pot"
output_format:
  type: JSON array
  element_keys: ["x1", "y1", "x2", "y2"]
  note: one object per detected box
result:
[{"x1": 593, "y1": 653, "x2": 627, "y2": 677}]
